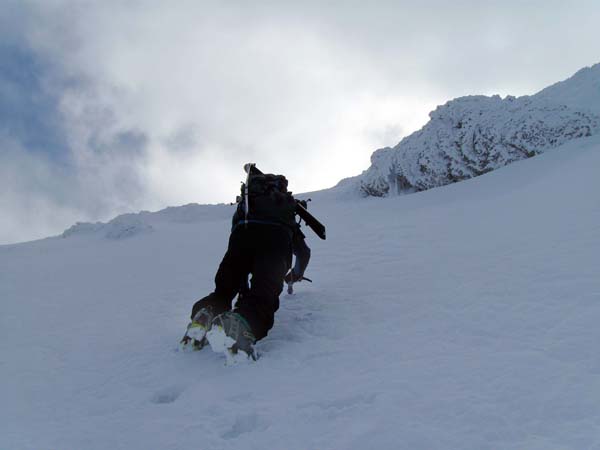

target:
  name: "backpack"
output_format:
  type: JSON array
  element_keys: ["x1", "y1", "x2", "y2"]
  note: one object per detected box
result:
[
  {"x1": 236, "y1": 170, "x2": 297, "y2": 228},
  {"x1": 246, "y1": 173, "x2": 289, "y2": 197}
]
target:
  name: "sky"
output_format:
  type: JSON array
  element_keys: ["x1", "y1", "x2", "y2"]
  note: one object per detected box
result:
[{"x1": 1, "y1": 0, "x2": 599, "y2": 244}]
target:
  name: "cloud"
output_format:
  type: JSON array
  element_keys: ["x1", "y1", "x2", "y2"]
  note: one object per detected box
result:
[
  {"x1": 20, "y1": 1, "x2": 441, "y2": 186},
  {"x1": 0, "y1": 136, "x2": 77, "y2": 243},
  {"x1": 1, "y1": 0, "x2": 599, "y2": 243}
]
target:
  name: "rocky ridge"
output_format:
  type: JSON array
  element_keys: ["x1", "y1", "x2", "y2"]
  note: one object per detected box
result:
[{"x1": 357, "y1": 64, "x2": 600, "y2": 197}]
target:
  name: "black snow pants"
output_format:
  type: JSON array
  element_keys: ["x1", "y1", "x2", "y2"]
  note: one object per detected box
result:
[{"x1": 191, "y1": 223, "x2": 292, "y2": 340}]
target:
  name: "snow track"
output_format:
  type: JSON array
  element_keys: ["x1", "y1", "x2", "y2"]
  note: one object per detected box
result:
[{"x1": 2, "y1": 135, "x2": 600, "y2": 449}]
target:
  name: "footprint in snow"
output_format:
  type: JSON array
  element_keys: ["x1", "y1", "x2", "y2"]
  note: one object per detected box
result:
[{"x1": 151, "y1": 385, "x2": 185, "y2": 404}]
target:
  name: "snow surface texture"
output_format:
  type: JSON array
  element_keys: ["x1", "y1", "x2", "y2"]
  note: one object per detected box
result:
[
  {"x1": 356, "y1": 63, "x2": 600, "y2": 197},
  {"x1": 2, "y1": 133, "x2": 600, "y2": 449}
]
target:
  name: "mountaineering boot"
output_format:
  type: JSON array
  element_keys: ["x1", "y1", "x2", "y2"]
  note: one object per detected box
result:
[
  {"x1": 206, "y1": 311, "x2": 257, "y2": 362},
  {"x1": 180, "y1": 306, "x2": 215, "y2": 351}
]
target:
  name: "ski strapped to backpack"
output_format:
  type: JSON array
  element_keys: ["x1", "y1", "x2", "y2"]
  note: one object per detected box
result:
[
  {"x1": 243, "y1": 163, "x2": 255, "y2": 225},
  {"x1": 295, "y1": 200, "x2": 326, "y2": 240}
]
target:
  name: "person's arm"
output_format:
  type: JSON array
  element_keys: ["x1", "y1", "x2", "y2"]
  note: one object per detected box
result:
[{"x1": 291, "y1": 234, "x2": 311, "y2": 281}]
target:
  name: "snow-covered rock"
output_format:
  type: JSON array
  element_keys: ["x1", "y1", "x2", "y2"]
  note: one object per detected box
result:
[
  {"x1": 62, "y1": 213, "x2": 153, "y2": 239},
  {"x1": 61, "y1": 221, "x2": 105, "y2": 237},
  {"x1": 534, "y1": 63, "x2": 600, "y2": 114},
  {"x1": 357, "y1": 63, "x2": 600, "y2": 197},
  {"x1": 61, "y1": 203, "x2": 234, "y2": 239}
]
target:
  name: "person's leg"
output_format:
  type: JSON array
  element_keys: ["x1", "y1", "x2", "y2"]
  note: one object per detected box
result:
[
  {"x1": 191, "y1": 229, "x2": 251, "y2": 319},
  {"x1": 234, "y1": 226, "x2": 291, "y2": 340}
]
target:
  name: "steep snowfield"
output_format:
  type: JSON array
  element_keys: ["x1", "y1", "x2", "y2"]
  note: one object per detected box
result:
[
  {"x1": 2, "y1": 135, "x2": 600, "y2": 450},
  {"x1": 356, "y1": 63, "x2": 600, "y2": 197}
]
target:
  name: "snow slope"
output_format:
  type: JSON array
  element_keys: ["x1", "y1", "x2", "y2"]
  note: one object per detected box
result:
[
  {"x1": 535, "y1": 63, "x2": 600, "y2": 114},
  {"x1": 356, "y1": 63, "x2": 600, "y2": 197},
  {"x1": 2, "y1": 135, "x2": 600, "y2": 450}
]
